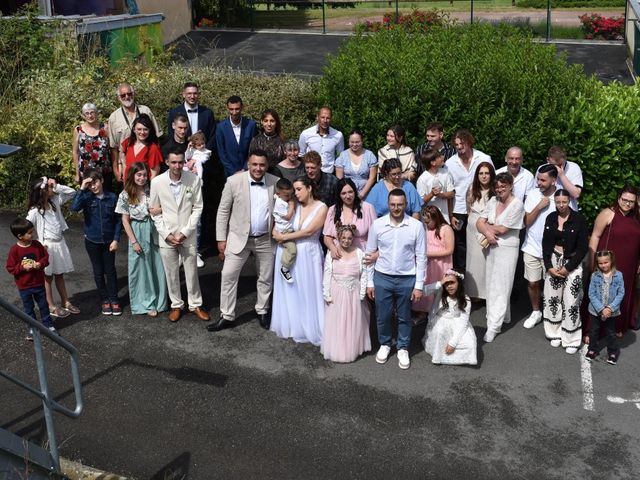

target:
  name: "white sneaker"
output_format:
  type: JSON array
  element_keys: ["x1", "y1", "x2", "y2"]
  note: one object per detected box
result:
[
  {"x1": 397, "y1": 349, "x2": 410, "y2": 369},
  {"x1": 375, "y1": 345, "x2": 391, "y2": 364},
  {"x1": 523, "y1": 311, "x2": 542, "y2": 329},
  {"x1": 565, "y1": 346, "x2": 579, "y2": 355},
  {"x1": 196, "y1": 253, "x2": 204, "y2": 268},
  {"x1": 550, "y1": 339, "x2": 561, "y2": 348},
  {"x1": 483, "y1": 330, "x2": 497, "y2": 343}
]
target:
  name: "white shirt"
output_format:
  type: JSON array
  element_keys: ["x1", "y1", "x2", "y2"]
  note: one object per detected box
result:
[
  {"x1": 445, "y1": 149, "x2": 493, "y2": 214},
  {"x1": 521, "y1": 187, "x2": 557, "y2": 258},
  {"x1": 496, "y1": 166, "x2": 535, "y2": 202},
  {"x1": 536, "y1": 160, "x2": 583, "y2": 210},
  {"x1": 249, "y1": 175, "x2": 269, "y2": 236},
  {"x1": 416, "y1": 167, "x2": 454, "y2": 223},
  {"x1": 230, "y1": 118, "x2": 242, "y2": 144},
  {"x1": 184, "y1": 102, "x2": 198, "y2": 133},
  {"x1": 273, "y1": 196, "x2": 293, "y2": 232},
  {"x1": 366, "y1": 214, "x2": 427, "y2": 290},
  {"x1": 169, "y1": 177, "x2": 183, "y2": 204},
  {"x1": 298, "y1": 125, "x2": 345, "y2": 174}
]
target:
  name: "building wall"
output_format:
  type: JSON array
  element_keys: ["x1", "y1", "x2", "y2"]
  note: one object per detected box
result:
[{"x1": 137, "y1": 0, "x2": 192, "y2": 44}]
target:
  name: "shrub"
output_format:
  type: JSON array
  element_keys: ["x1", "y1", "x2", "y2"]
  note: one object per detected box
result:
[
  {"x1": 0, "y1": 57, "x2": 316, "y2": 208},
  {"x1": 317, "y1": 24, "x2": 639, "y2": 222},
  {"x1": 579, "y1": 13, "x2": 624, "y2": 40},
  {"x1": 355, "y1": 9, "x2": 454, "y2": 33}
]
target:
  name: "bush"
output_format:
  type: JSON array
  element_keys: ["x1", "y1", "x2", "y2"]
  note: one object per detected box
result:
[
  {"x1": 355, "y1": 9, "x2": 453, "y2": 33},
  {"x1": 0, "y1": 57, "x2": 316, "y2": 208},
  {"x1": 317, "y1": 24, "x2": 639, "y2": 223},
  {"x1": 579, "y1": 13, "x2": 624, "y2": 40},
  {"x1": 516, "y1": 0, "x2": 624, "y2": 8}
]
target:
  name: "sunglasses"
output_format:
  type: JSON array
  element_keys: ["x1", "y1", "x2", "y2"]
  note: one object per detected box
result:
[{"x1": 119, "y1": 92, "x2": 134, "y2": 99}]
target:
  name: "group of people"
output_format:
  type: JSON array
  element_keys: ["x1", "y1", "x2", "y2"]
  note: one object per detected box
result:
[{"x1": 6, "y1": 82, "x2": 640, "y2": 369}]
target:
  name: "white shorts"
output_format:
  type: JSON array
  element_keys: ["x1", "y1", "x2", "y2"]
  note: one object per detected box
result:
[{"x1": 523, "y1": 252, "x2": 544, "y2": 282}]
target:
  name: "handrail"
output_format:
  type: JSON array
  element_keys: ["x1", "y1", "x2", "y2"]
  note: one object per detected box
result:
[{"x1": 0, "y1": 295, "x2": 83, "y2": 473}]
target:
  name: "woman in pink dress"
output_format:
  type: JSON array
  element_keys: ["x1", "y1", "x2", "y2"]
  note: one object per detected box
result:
[
  {"x1": 323, "y1": 178, "x2": 376, "y2": 256},
  {"x1": 321, "y1": 225, "x2": 370, "y2": 362},
  {"x1": 413, "y1": 205, "x2": 454, "y2": 320},
  {"x1": 584, "y1": 184, "x2": 640, "y2": 337}
]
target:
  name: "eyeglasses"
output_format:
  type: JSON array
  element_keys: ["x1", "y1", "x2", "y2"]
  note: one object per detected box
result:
[
  {"x1": 619, "y1": 198, "x2": 636, "y2": 205},
  {"x1": 119, "y1": 92, "x2": 134, "y2": 99},
  {"x1": 388, "y1": 172, "x2": 402, "y2": 178}
]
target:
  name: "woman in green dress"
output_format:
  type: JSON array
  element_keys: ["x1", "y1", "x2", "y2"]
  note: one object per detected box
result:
[{"x1": 116, "y1": 161, "x2": 168, "y2": 316}]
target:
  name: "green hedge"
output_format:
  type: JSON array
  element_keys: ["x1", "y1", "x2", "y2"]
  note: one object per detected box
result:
[
  {"x1": 318, "y1": 24, "x2": 639, "y2": 223},
  {"x1": 516, "y1": 0, "x2": 624, "y2": 8},
  {"x1": 0, "y1": 57, "x2": 316, "y2": 208}
]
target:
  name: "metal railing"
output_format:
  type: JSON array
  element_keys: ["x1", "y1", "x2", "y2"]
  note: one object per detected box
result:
[
  {"x1": 626, "y1": 0, "x2": 640, "y2": 76},
  {"x1": 0, "y1": 296, "x2": 83, "y2": 474}
]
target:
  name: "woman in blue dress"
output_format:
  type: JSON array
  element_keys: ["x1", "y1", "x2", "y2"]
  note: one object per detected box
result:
[
  {"x1": 335, "y1": 129, "x2": 378, "y2": 201},
  {"x1": 115, "y1": 162, "x2": 168, "y2": 316},
  {"x1": 367, "y1": 158, "x2": 423, "y2": 218}
]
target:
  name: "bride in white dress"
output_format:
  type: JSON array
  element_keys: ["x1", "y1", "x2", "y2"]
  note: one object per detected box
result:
[
  {"x1": 271, "y1": 176, "x2": 328, "y2": 346},
  {"x1": 423, "y1": 270, "x2": 477, "y2": 365}
]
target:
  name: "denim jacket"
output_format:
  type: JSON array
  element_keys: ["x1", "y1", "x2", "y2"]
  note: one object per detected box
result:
[
  {"x1": 588, "y1": 270, "x2": 625, "y2": 317},
  {"x1": 71, "y1": 190, "x2": 122, "y2": 244}
]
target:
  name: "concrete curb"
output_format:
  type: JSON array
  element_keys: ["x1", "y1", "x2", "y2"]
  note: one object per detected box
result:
[{"x1": 61, "y1": 457, "x2": 128, "y2": 480}]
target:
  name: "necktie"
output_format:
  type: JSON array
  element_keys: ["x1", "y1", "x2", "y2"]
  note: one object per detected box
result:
[{"x1": 251, "y1": 181, "x2": 264, "y2": 186}]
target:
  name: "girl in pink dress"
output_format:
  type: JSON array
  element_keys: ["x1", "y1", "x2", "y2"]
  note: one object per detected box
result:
[
  {"x1": 321, "y1": 225, "x2": 371, "y2": 363},
  {"x1": 413, "y1": 204, "x2": 454, "y2": 320}
]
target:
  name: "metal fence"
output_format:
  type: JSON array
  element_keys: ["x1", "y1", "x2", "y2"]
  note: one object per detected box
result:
[
  {"x1": 627, "y1": 0, "x2": 640, "y2": 75},
  {"x1": 233, "y1": 0, "x2": 626, "y2": 40}
]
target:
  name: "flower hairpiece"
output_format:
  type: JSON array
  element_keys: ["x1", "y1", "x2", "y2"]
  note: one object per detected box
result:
[
  {"x1": 444, "y1": 269, "x2": 464, "y2": 280},
  {"x1": 40, "y1": 176, "x2": 48, "y2": 189}
]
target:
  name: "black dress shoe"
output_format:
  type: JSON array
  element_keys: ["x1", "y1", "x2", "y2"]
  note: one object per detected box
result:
[
  {"x1": 207, "y1": 317, "x2": 233, "y2": 332},
  {"x1": 256, "y1": 312, "x2": 270, "y2": 330}
]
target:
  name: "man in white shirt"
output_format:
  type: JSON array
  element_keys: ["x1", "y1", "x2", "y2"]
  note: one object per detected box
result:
[
  {"x1": 495, "y1": 147, "x2": 534, "y2": 202},
  {"x1": 445, "y1": 129, "x2": 493, "y2": 271},
  {"x1": 211, "y1": 150, "x2": 279, "y2": 332},
  {"x1": 298, "y1": 107, "x2": 344, "y2": 174},
  {"x1": 366, "y1": 189, "x2": 426, "y2": 370},
  {"x1": 416, "y1": 148, "x2": 455, "y2": 223},
  {"x1": 521, "y1": 164, "x2": 558, "y2": 329},
  {"x1": 537, "y1": 145, "x2": 583, "y2": 210}
]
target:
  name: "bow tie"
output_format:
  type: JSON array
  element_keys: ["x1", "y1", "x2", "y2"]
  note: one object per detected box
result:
[
  {"x1": 251, "y1": 181, "x2": 264, "y2": 186},
  {"x1": 187, "y1": 109, "x2": 198, "y2": 113}
]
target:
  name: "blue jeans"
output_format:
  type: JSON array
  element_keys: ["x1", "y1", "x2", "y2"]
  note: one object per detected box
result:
[
  {"x1": 374, "y1": 271, "x2": 414, "y2": 350},
  {"x1": 85, "y1": 238, "x2": 118, "y2": 303},
  {"x1": 19, "y1": 286, "x2": 52, "y2": 328}
]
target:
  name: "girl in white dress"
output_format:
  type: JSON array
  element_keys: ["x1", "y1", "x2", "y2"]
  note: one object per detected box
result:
[
  {"x1": 26, "y1": 176, "x2": 79, "y2": 318},
  {"x1": 423, "y1": 270, "x2": 477, "y2": 365},
  {"x1": 271, "y1": 176, "x2": 328, "y2": 346}
]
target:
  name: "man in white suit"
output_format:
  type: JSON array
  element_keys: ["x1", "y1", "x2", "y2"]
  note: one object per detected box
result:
[
  {"x1": 150, "y1": 149, "x2": 210, "y2": 322},
  {"x1": 209, "y1": 149, "x2": 279, "y2": 332}
]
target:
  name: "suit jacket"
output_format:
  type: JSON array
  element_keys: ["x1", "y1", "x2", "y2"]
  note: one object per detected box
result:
[
  {"x1": 167, "y1": 104, "x2": 216, "y2": 151},
  {"x1": 150, "y1": 170, "x2": 203, "y2": 248},
  {"x1": 215, "y1": 116, "x2": 257, "y2": 178},
  {"x1": 216, "y1": 171, "x2": 279, "y2": 255}
]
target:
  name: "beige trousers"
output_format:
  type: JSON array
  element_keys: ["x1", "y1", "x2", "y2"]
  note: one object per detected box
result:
[
  {"x1": 159, "y1": 243, "x2": 202, "y2": 310},
  {"x1": 220, "y1": 235, "x2": 274, "y2": 321}
]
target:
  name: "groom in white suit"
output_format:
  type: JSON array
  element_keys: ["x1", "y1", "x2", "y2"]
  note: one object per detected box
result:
[
  {"x1": 209, "y1": 149, "x2": 279, "y2": 332},
  {"x1": 150, "y1": 149, "x2": 210, "y2": 322}
]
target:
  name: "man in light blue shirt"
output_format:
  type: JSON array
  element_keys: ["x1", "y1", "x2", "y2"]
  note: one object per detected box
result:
[
  {"x1": 298, "y1": 107, "x2": 344, "y2": 174},
  {"x1": 366, "y1": 189, "x2": 427, "y2": 370}
]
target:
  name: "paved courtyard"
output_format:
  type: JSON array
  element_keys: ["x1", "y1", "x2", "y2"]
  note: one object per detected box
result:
[{"x1": 1, "y1": 211, "x2": 640, "y2": 479}]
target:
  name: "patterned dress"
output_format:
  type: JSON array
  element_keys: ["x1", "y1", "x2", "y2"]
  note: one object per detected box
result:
[{"x1": 77, "y1": 123, "x2": 110, "y2": 178}]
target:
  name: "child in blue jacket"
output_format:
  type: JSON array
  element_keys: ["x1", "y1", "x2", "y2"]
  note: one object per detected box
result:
[
  {"x1": 71, "y1": 169, "x2": 123, "y2": 315},
  {"x1": 585, "y1": 250, "x2": 625, "y2": 365}
]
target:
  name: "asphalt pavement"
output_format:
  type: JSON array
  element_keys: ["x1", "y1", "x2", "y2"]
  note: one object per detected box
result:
[{"x1": 1, "y1": 210, "x2": 640, "y2": 479}]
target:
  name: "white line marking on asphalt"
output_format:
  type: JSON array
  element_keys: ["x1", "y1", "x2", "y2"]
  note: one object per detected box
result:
[
  {"x1": 580, "y1": 345, "x2": 595, "y2": 411},
  {"x1": 607, "y1": 393, "x2": 640, "y2": 410}
]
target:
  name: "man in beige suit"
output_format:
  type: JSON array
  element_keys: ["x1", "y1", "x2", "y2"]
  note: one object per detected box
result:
[
  {"x1": 209, "y1": 149, "x2": 279, "y2": 332},
  {"x1": 150, "y1": 149, "x2": 210, "y2": 322}
]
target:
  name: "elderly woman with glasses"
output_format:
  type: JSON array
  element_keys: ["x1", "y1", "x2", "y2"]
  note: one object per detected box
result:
[
  {"x1": 72, "y1": 103, "x2": 112, "y2": 190},
  {"x1": 273, "y1": 139, "x2": 306, "y2": 183},
  {"x1": 540, "y1": 189, "x2": 588, "y2": 354},
  {"x1": 584, "y1": 184, "x2": 640, "y2": 337},
  {"x1": 366, "y1": 159, "x2": 422, "y2": 219}
]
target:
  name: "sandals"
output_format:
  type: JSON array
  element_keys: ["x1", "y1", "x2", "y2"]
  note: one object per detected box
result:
[{"x1": 64, "y1": 302, "x2": 81, "y2": 314}]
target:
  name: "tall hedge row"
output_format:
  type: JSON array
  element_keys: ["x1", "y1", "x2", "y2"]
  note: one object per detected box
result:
[{"x1": 317, "y1": 24, "x2": 639, "y2": 222}]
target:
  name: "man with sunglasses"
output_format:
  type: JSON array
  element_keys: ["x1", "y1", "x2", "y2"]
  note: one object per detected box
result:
[{"x1": 108, "y1": 83, "x2": 163, "y2": 183}]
